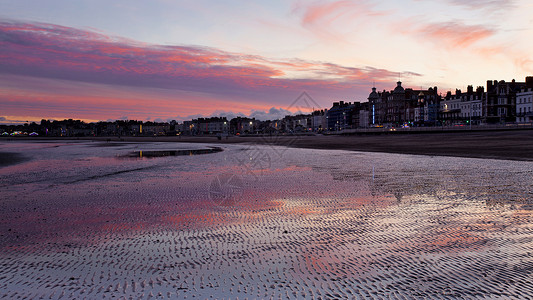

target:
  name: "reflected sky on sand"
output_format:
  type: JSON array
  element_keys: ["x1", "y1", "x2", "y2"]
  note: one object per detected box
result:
[
  {"x1": 117, "y1": 147, "x2": 223, "y2": 159},
  {"x1": 1, "y1": 140, "x2": 533, "y2": 298}
]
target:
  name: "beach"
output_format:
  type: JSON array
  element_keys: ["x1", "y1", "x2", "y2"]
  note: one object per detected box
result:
[
  {"x1": 12, "y1": 128, "x2": 532, "y2": 161},
  {"x1": 1, "y1": 140, "x2": 533, "y2": 298},
  {"x1": 177, "y1": 129, "x2": 533, "y2": 161}
]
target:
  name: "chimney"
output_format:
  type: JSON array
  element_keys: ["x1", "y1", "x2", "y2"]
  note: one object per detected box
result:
[
  {"x1": 487, "y1": 80, "x2": 493, "y2": 91},
  {"x1": 476, "y1": 86, "x2": 484, "y2": 97},
  {"x1": 526, "y1": 76, "x2": 533, "y2": 89}
]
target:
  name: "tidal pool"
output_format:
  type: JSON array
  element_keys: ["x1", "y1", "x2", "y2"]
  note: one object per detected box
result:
[{"x1": 0, "y1": 140, "x2": 532, "y2": 299}]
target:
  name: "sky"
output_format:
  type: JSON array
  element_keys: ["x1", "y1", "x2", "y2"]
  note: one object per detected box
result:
[{"x1": 1, "y1": 0, "x2": 533, "y2": 124}]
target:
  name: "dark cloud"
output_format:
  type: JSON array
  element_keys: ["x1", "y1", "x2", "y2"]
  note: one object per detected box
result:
[
  {"x1": 249, "y1": 107, "x2": 293, "y2": 121},
  {"x1": 0, "y1": 20, "x2": 423, "y2": 121},
  {"x1": 0, "y1": 21, "x2": 417, "y2": 97},
  {"x1": 214, "y1": 107, "x2": 294, "y2": 121}
]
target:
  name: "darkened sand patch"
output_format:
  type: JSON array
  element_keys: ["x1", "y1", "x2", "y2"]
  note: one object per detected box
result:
[
  {"x1": 90, "y1": 142, "x2": 141, "y2": 147},
  {"x1": 116, "y1": 147, "x2": 223, "y2": 159},
  {"x1": 0, "y1": 152, "x2": 28, "y2": 167}
]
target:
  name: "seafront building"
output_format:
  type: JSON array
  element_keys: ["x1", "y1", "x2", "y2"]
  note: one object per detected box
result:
[
  {"x1": 366, "y1": 76, "x2": 533, "y2": 128},
  {"x1": 4, "y1": 76, "x2": 533, "y2": 137},
  {"x1": 368, "y1": 82, "x2": 440, "y2": 127},
  {"x1": 440, "y1": 86, "x2": 484, "y2": 125},
  {"x1": 326, "y1": 101, "x2": 355, "y2": 131},
  {"x1": 484, "y1": 78, "x2": 533, "y2": 123},
  {"x1": 310, "y1": 110, "x2": 328, "y2": 132},
  {"x1": 516, "y1": 88, "x2": 533, "y2": 123}
]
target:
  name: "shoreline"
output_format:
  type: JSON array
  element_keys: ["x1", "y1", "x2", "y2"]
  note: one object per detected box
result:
[{"x1": 3, "y1": 129, "x2": 533, "y2": 161}]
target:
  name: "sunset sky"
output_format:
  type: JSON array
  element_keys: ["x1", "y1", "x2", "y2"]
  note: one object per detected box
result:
[{"x1": 1, "y1": 0, "x2": 533, "y2": 124}]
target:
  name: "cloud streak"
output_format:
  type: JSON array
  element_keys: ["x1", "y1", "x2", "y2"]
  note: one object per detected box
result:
[
  {"x1": 445, "y1": 0, "x2": 516, "y2": 11},
  {"x1": 417, "y1": 22, "x2": 495, "y2": 48},
  {"x1": 0, "y1": 20, "x2": 410, "y2": 90},
  {"x1": 0, "y1": 20, "x2": 419, "y2": 122},
  {"x1": 296, "y1": 0, "x2": 386, "y2": 27},
  {"x1": 292, "y1": 0, "x2": 389, "y2": 43}
]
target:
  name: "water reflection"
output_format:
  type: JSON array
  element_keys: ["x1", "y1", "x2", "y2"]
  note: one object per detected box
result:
[
  {"x1": 304, "y1": 153, "x2": 533, "y2": 210},
  {"x1": 2, "y1": 142, "x2": 533, "y2": 298},
  {"x1": 117, "y1": 147, "x2": 223, "y2": 159}
]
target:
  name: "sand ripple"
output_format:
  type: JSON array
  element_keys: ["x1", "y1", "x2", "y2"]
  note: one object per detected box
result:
[{"x1": 1, "y1": 141, "x2": 532, "y2": 298}]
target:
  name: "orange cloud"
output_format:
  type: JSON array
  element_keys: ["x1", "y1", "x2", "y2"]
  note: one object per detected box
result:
[
  {"x1": 0, "y1": 20, "x2": 419, "y2": 122},
  {"x1": 292, "y1": 0, "x2": 389, "y2": 43},
  {"x1": 302, "y1": 0, "x2": 354, "y2": 26},
  {"x1": 297, "y1": 0, "x2": 386, "y2": 28},
  {"x1": 396, "y1": 20, "x2": 496, "y2": 50},
  {"x1": 420, "y1": 22, "x2": 495, "y2": 48}
]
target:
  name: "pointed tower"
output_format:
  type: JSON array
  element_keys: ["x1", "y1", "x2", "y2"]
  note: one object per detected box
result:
[{"x1": 368, "y1": 86, "x2": 380, "y2": 125}]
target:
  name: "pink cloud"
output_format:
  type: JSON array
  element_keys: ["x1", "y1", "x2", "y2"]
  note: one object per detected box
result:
[
  {"x1": 0, "y1": 20, "x2": 414, "y2": 88},
  {"x1": 292, "y1": 0, "x2": 388, "y2": 42},
  {"x1": 395, "y1": 19, "x2": 496, "y2": 51},
  {"x1": 515, "y1": 58, "x2": 533, "y2": 73},
  {"x1": 0, "y1": 20, "x2": 419, "y2": 122},
  {"x1": 302, "y1": 1, "x2": 354, "y2": 26},
  {"x1": 0, "y1": 75, "x2": 267, "y2": 122},
  {"x1": 0, "y1": 21, "x2": 287, "y2": 92},
  {"x1": 296, "y1": 0, "x2": 386, "y2": 28},
  {"x1": 418, "y1": 22, "x2": 495, "y2": 48}
]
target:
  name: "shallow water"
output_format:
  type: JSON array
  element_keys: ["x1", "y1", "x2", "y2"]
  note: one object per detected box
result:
[{"x1": 0, "y1": 140, "x2": 532, "y2": 299}]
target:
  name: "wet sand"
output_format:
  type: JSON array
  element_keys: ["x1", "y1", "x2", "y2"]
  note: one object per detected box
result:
[
  {"x1": 1, "y1": 141, "x2": 533, "y2": 298},
  {"x1": 0, "y1": 152, "x2": 28, "y2": 167},
  {"x1": 16, "y1": 129, "x2": 532, "y2": 161},
  {"x1": 173, "y1": 130, "x2": 533, "y2": 161}
]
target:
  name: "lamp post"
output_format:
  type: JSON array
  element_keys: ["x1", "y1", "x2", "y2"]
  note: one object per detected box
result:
[
  {"x1": 343, "y1": 112, "x2": 346, "y2": 130},
  {"x1": 469, "y1": 102, "x2": 472, "y2": 130}
]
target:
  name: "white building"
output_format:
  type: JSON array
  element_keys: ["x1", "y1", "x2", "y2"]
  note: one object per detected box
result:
[
  {"x1": 196, "y1": 117, "x2": 229, "y2": 134},
  {"x1": 440, "y1": 98, "x2": 462, "y2": 124},
  {"x1": 311, "y1": 110, "x2": 327, "y2": 131},
  {"x1": 207, "y1": 120, "x2": 229, "y2": 133},
  {"x1": 440, "y1": 98, "x2": 461, "y2": 112},
  {"x1": 414, "y1": 106, "x2": 423, "y2": 123},
  {"x1": 440, "y1": 92, "x2": 483, "y2": 124},
  {"x1": 516, "y1": 88, "x2": 533, "y2": 123},
  {"x1": 359, "y1": 110, "x2": 369, "y2": 128},
  {"x1": 459, "y1": 96, "x2": 482, "y2": 120}
]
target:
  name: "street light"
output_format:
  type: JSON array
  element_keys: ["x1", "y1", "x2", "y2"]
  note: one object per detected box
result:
[{"x1": 469, "y1": 102, "x2": 472, "y2": 130}]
